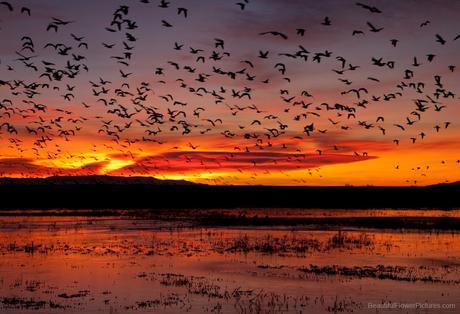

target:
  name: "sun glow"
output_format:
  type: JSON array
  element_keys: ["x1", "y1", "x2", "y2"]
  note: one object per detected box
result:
[{"x1": 101, "y1": 159, "x2": 135, "y2": 173}]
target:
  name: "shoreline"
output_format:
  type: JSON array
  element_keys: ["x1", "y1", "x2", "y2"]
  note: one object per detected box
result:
[{"x1": 1, "y1": 208, "x2": 459, "y2": 231}]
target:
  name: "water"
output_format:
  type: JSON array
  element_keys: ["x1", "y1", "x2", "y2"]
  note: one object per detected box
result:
[{"x1": 0, "y1": 209, "x2": 459, "y2": 313}]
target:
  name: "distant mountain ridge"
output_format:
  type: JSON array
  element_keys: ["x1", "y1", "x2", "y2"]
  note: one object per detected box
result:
[
  {"x1": 0, "y1": 175, "x2": 197, "y2": 186},
  {"x1": 429, "y1": 181, "x2": 460, "y2": 186},
  {"x1": 0, "y1": 176, "x2": 458, "y2": 187}
]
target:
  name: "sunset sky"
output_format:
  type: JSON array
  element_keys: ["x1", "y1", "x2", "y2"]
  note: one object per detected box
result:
[{"x1": 0, "y1": 0, "x2": 459, "y2": 185}]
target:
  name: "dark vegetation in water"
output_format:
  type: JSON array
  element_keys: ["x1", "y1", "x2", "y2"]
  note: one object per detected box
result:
[
  {"x1": 197, "y1": 213, "x2": 460, "y2": 230},
  {"x1": 1, "y1": 297, "x2": 65, "y2": 310},
  {"x1": 297, "y1": 264, "x2": 460, "y2": 284}
]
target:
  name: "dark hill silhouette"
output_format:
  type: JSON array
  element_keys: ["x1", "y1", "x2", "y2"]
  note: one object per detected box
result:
[
  {"x1": 0, "y1": 176, "x2": 459, "y2": 210},
  {"x1": 430, "y1": 181, "x2": 460, "y2": 186}
]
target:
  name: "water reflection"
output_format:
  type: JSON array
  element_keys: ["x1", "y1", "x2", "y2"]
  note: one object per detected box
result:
[{"x1": 0, "y1": 210, "x2": 459, "y2": 313}]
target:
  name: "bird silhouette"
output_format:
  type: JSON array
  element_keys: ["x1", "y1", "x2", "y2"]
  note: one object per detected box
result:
[
  {"x1": 356, "y1": 2, "x2": 382, "y2": 13},
  {"x1": 367, "y1": 22, "x2": 383, "y2": 32}
]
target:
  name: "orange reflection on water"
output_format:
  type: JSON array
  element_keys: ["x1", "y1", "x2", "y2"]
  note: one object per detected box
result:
[{"x1": 0, "y1": 212, "x2": 459, "y2": 313}]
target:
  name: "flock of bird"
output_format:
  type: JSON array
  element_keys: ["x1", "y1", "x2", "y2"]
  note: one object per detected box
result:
[{"x1": 0, "y1": 0, "x2": 458, "y2": 184}]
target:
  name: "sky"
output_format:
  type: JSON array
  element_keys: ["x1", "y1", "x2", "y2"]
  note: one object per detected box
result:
[{"x1": 0, "y1": 0, "x2": 459, "y2": 185}]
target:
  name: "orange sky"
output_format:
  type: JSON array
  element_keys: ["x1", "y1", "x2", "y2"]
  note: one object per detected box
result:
[{"x1": 0, "y1": 0, "x2": 459, "y2": 185}]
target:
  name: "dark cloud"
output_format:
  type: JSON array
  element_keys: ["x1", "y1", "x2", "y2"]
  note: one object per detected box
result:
[{"x1": 0, "y1": 158, "x2": 108, "y2": 177}]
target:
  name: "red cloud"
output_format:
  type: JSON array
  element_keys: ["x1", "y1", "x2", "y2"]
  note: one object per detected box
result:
[{"x1": 109, "y1": 150, "x2": 375, "y2": 176}]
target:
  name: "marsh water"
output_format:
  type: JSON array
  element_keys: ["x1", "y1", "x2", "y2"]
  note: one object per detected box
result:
[{"x1": 0, "y1": 209, "x2": 459, "y2": 313}]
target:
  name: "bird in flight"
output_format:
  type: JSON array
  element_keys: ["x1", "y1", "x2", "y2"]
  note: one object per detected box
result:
[{"x1": 356, "y1": 2, "x2": 382, "y2": 13}]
